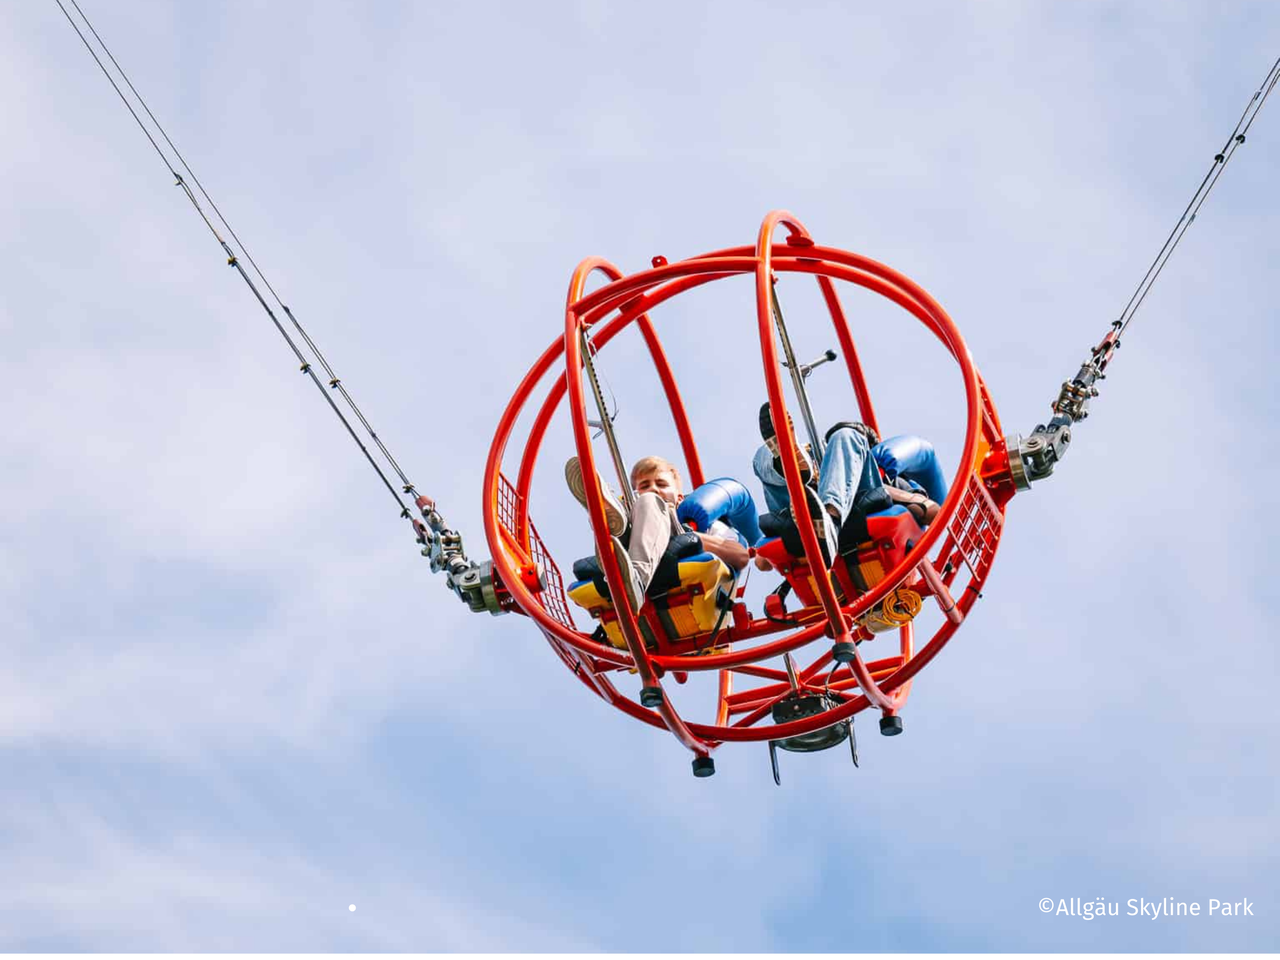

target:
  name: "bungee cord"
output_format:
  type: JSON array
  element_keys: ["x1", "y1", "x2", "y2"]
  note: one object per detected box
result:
[
  {"x1": 1004, "y1": 54, "x2": 1278, "y2": 490},
  {"x1": 55, "y1": 0, "x2": 420, "y2": 521},
  {"x1": 1114, "y1": 55, "x2": 1280, "y2": 343}
]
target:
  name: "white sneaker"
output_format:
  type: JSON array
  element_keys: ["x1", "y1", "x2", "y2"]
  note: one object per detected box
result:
[{"x1": 565, "y1": 457, "x2": 628, "y2": 536}]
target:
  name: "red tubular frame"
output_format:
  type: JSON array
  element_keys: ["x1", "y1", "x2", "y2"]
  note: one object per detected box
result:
[{"x1": 481, "y1": 212, "x2": 1014, "y2": 760}]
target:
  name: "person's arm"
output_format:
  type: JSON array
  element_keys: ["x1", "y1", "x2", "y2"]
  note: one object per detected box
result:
[
  {"x1": 695, "y1": 532, "x2": 752, "y2": 571},
  {"x1": 884, "y1": 482, "x2": 940, "y2": 525}
]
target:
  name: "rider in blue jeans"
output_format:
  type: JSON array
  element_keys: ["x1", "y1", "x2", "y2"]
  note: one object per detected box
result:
[
  {"x1": 754, "y1": 407, "x2": 939, "y2": 566},
  {"x1": 754, "y1": 424, "x2": 885, "y2": 520}
]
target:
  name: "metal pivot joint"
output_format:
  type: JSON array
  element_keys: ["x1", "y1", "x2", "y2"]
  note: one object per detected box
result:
[
  {"x1": 1004, "y1": 323, "x2": 1120, "y2": 490},
  {"x1": 996, "y1": 58, "x2": 1280, "y2": 493},
  {"x1": 1001, "y1": 56, "x2": 1280, "y2": 492},
  {"x1": 413, "y1": 493, "x2": 510, "y2": 616}
]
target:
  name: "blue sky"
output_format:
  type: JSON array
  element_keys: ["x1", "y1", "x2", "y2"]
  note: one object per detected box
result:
[{"x1": 2, "y1": 0, "x2": 1278, "y2": 951}]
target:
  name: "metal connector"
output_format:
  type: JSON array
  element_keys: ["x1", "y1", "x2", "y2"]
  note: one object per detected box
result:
[
  {"x1": 1001, "y1": 324, "x2": 1119, "y2": 489},
  {"x1": 413, "y1": 494, "x2": 511, "y2": 616}
]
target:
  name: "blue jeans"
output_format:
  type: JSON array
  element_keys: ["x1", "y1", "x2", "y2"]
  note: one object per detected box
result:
[{"x1": 752, "y1": 427, "x2": 884, "y2": 523}]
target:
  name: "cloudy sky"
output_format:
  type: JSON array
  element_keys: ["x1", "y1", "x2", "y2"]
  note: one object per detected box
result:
[{"x1": 2, "y1": 0, "x2": 1278, "y2": 951}]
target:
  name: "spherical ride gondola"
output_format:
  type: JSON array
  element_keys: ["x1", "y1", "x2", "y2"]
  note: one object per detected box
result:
[{"x1": 476, "y1": 210, "x2": 1021, "y2": 779}]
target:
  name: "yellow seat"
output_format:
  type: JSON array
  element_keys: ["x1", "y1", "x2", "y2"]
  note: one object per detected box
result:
[{"x1": 568, "y1": 553, "x2": 735, "y2": 650}]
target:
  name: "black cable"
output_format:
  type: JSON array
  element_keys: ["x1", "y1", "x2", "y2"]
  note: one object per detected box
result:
[
  {"x1": 67, "y1": 0, "x2": 418, "y2": 491},
  {"x1": 56, "y1": 0, "x2": 419, "y2": 517},
  {"x1": 1115, "y1": 55, "x2": 1280, "y2": 340},
  {"x1": 54, "y1": 2, "x2": 178, "y2": 181}
]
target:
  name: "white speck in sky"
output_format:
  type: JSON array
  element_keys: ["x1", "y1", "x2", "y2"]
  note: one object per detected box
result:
[{"x1": 349, "y1": 904, "x2": 356, "y2": 912}]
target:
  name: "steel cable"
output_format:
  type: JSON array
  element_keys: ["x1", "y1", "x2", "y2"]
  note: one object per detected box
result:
[
  {"x1": 56, "y1": 0, "x2": 419, "y2": 518},
  {"x1": 1115, "y1": 55, "x2": 1280, "y2": 340}
]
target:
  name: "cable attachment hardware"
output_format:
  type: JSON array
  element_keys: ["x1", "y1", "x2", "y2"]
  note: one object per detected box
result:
[
  {"x1": 411, "y1": 493, "x2": 510, "y2": 617},
  {"x1": 1001, "y1": 324, "x2": 1121, "y2": 490},
  {"x1": 986, "y1": 57, "x2": 1280, "y2": 496}
]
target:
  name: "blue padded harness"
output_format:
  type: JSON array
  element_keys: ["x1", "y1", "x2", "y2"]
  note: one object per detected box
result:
[{"x1": 676, "y1": 477, "x2": 763, "y2": 547}]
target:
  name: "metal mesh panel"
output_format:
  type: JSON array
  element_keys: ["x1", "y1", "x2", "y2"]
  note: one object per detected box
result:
[
  {"x1": 496, "y1": 473, "x2": 575, "y2": 629},
  {"x1": 938, "y1": 473, "x2": 1004, "y2": 586},
  {"x1": 978, "y1": 378, "x2": 1003, "y2": 439}
]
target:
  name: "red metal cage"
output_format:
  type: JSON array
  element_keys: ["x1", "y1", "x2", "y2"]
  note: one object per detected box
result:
[{"x1": 481, "y1": 210, "x2": 1017, "y2": 768}]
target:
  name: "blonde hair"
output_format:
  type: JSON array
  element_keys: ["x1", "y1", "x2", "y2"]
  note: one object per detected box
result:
[{"x1": 630, "y1": 455, "x2": 682, "y2": 490}]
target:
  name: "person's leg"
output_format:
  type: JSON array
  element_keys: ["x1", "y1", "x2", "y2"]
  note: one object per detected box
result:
[
  {"x1": 564, "y1": 457, "x2": 628, "y2": 535},
  {"x1": 756, "y1": 404, "x2": 815, "y2": 497},
  {"x1": 818, "y1": 427, "x2": 885, "y2": 525},
  {"x1": 624, "y1": 492, "x2": 679, "y2": 595},
  {"x1": 752, "y1": 443, "x2": 791, "y2": 515},
  {"x1": 755, "y1": 442, "x2": 838, "y2": 565}
]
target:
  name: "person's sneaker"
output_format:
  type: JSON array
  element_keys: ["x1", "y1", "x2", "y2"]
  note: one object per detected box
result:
[
  {"x1": 610, "y1": 536, "x2": 646, "y2": 611},
  {"x1": 758, "y1": 402, "x2": 814, "y2": 485},
  {"x1": 565, "y1": 456, "x2": 628, "y2": 536}
]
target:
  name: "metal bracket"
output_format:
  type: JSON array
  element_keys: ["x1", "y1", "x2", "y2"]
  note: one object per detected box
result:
[
  {"x1": 766, "y1": 685, "x2": 856, "y2": 786},
  {"x1": 782, "y1": 348, "x2": 838, "y2": 381},
  {"x1": 768, "y1": 278, "x2": 829, "y2": 464},
  {"x1": 412, "y1": 494, "x2": 510, "y2": 616},
  {"x1": 1002, "y1": 324, "x2": 1119, "y2": 489}
]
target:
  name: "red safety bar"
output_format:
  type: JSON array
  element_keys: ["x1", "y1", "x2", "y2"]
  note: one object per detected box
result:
[{"x1": 480, "y1": 211, "x2": 1017, "y2": 763}]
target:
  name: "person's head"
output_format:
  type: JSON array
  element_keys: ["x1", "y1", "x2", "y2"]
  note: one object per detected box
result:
[{"x1": 630, "y1": 455, "x2": 683, "y2": 506}]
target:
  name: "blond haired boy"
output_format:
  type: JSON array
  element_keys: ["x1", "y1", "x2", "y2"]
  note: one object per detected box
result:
[{"x1": 566, "y1": 455, "x2": 751, "y2": 611}]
